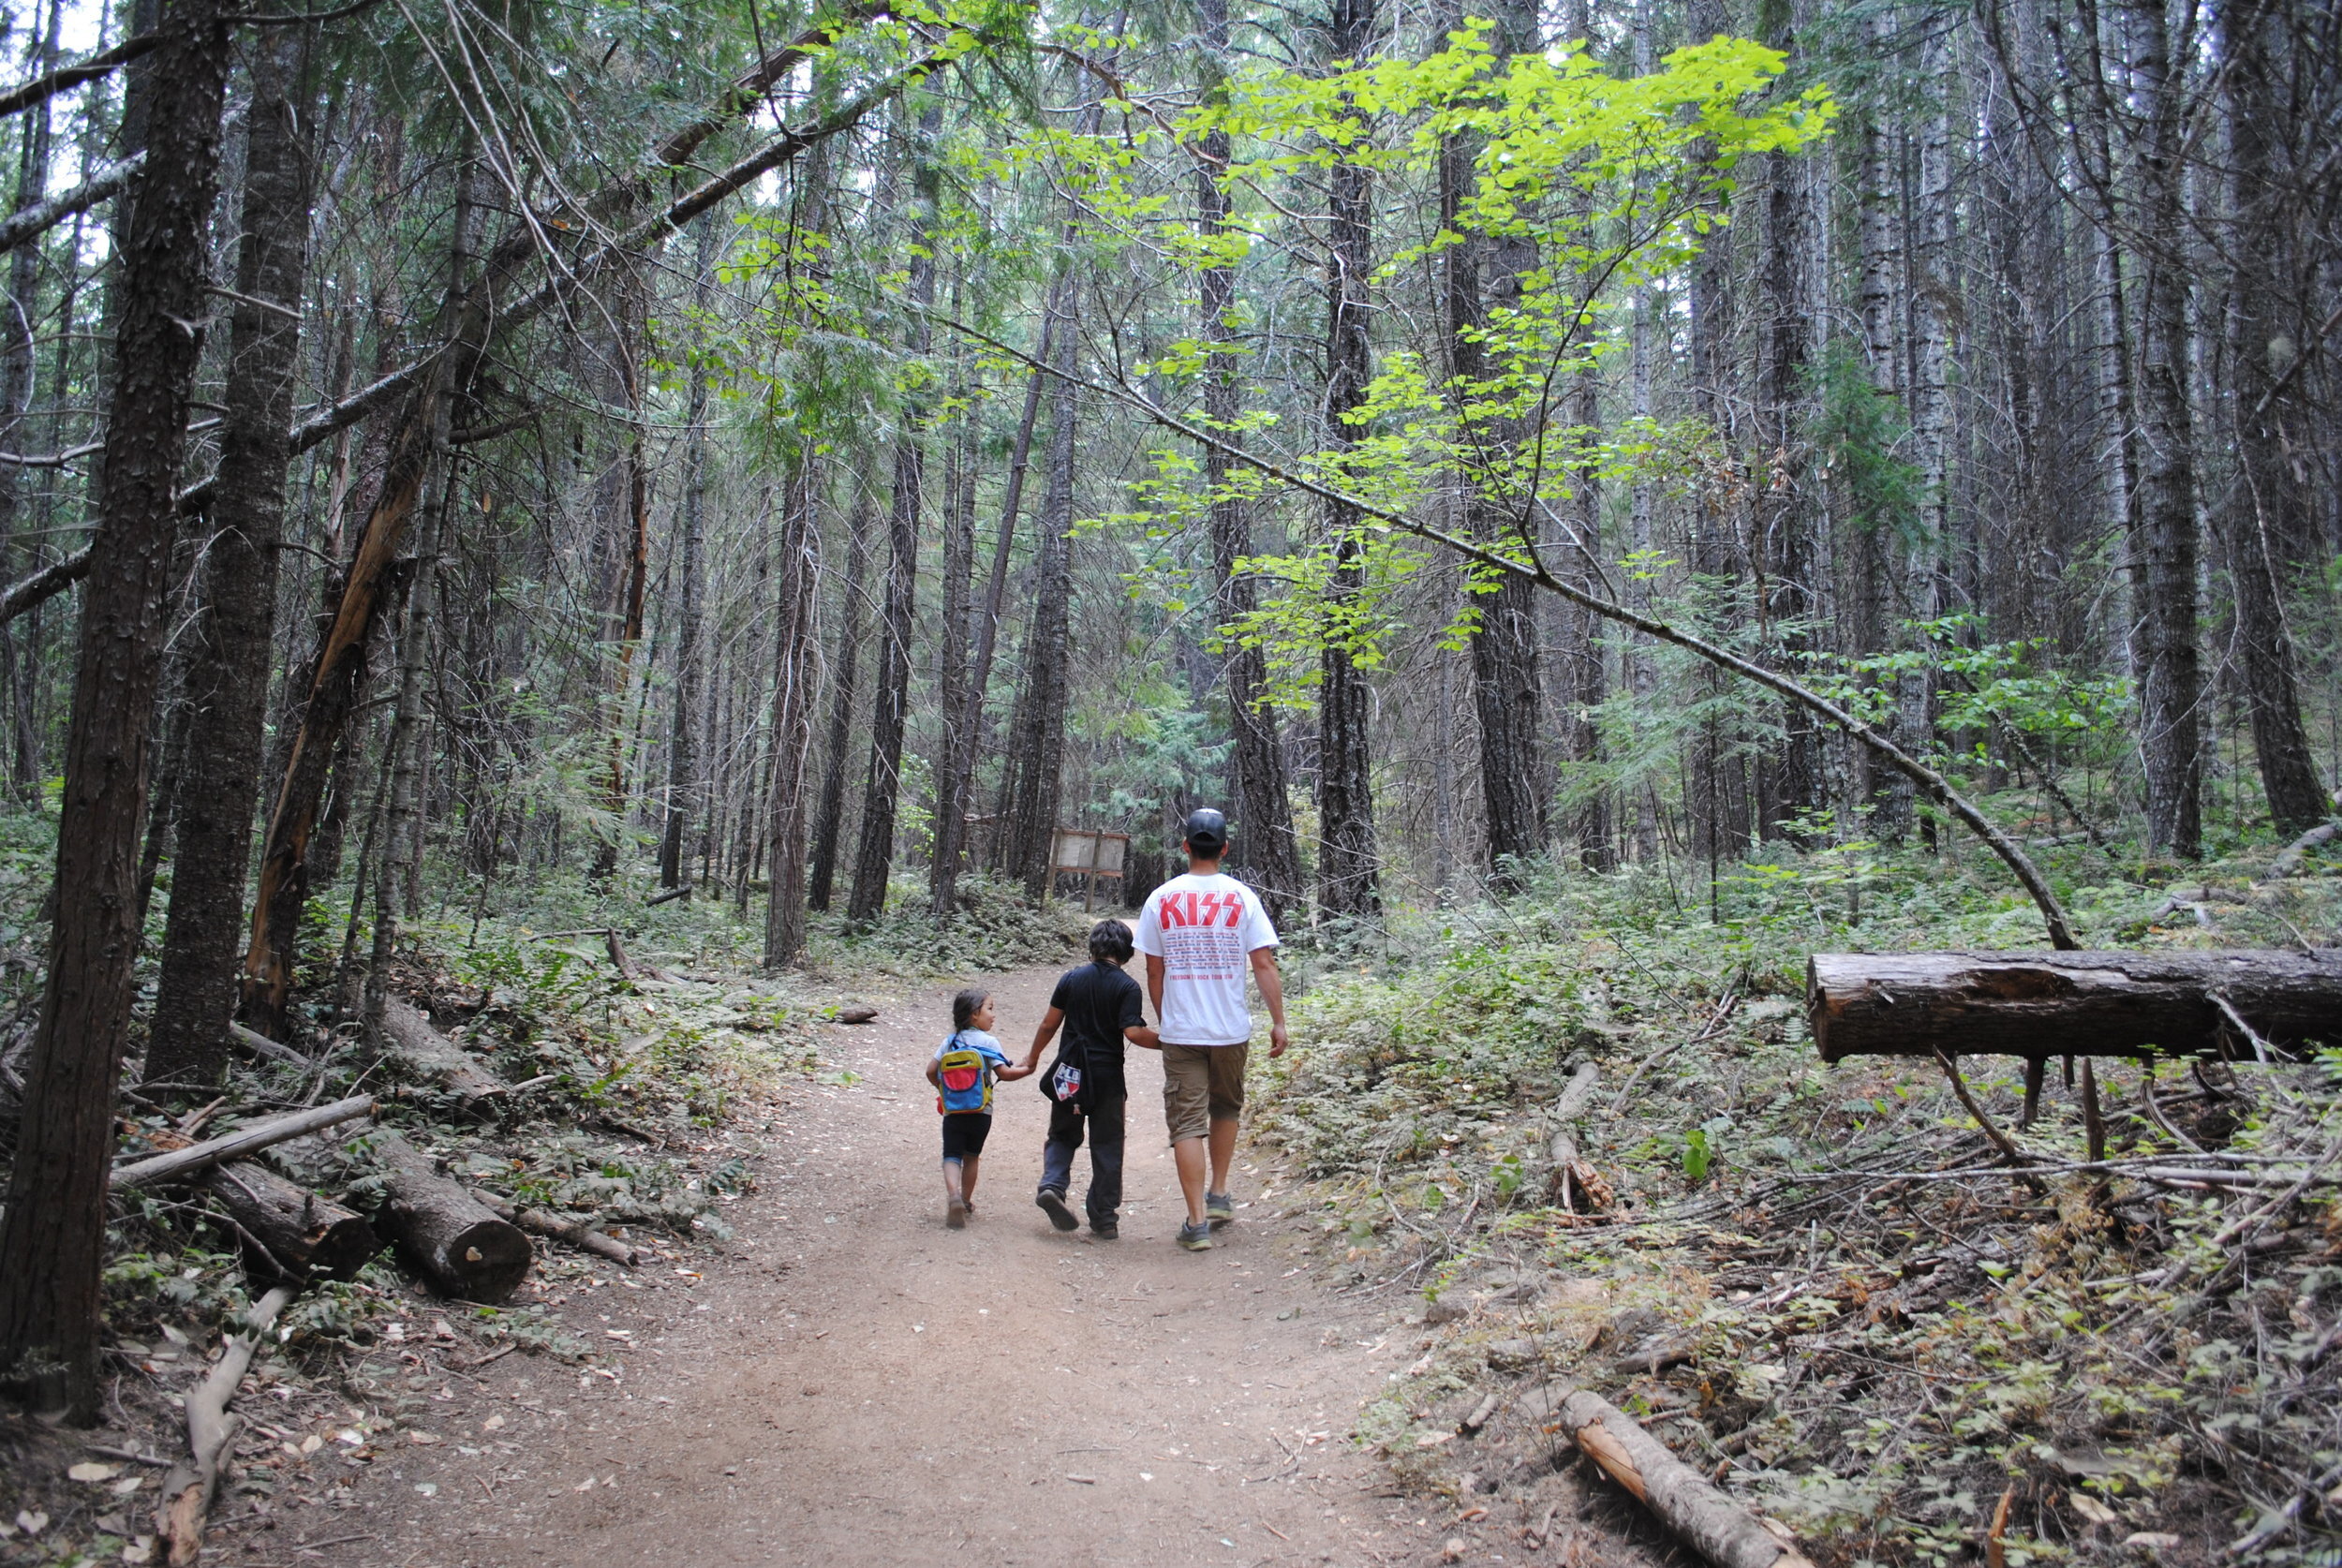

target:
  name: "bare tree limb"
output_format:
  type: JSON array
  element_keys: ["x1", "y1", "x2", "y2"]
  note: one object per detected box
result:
[{"x1": 928, "y1": 309, "x2": 2084, "y2": 950}]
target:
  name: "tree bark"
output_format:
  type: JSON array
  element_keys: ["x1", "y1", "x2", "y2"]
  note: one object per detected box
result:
[
  {"x1": 1001, "y1": 284, "x2": 1079, "y2": 898},
  {"x1": 660, "y1": 217, "x2": 718, "y2": 889},
  {"x1": 1194, "y1": 0, "x2": 1302, "y2": 924},
  {"x1": 0, "y1": 0, "x2": 229, "y2": 1420},
  {"x1": 1806, "y1": 949, "x2": 2342, "y2": 1063},
  {"x1": 2218, "y1": 0, "x2": 2328, "y2": 836},
  {"x1": 845, "y1": 111, "x2": 940, "y2": 924},
  {"x1": 1315, "y1": 0, "x2": 1382, "y2": 924},
  {"x1": 1440, "y1": 0, "x2": 1546, "y2": 890},
  {"x1": 807, "y1": 486, "x2": 872, "y2": 912},
  {"x1": 145, "y1": 28, "x2": 317, "y2": 1087},
  {"x1": 928, "y1": 334, "x2": 976, "y2": 913},
  {"x1": 2126, "y1": 0, "x2": 2201, "y2": 860},
  {"x1": 0, "y1": 0, "x2": 60, "y2": 803},
  {"x1": 763, "y1": 453, "x2": 822, "y2": 968}
]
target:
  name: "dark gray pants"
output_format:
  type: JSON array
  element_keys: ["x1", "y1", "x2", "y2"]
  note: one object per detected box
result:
[{"x1": 1039, "y1": 1095, "x2": 1125, "y2": 1226}]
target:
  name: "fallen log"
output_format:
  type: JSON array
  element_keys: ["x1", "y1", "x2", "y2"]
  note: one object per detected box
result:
[
  {"x1": 380, "y1": 997, "x2": 511, "y2": 1103},
  {"x1": 1807, "y1": 950, "x2": 2342, "y2": 1063},
  {"x1": 1546, "y1": 1061, "x2": 1610, "y2": 1213},
  {"x1": 2270, "y1": 819, "x2": 2340, "y2": 878},
  {"x1": 155, "y1": 1283, "x2": 297, "y2": 1567},
  {"x1": 199, "y1": 1161, "x2": 379, "y2": 1280},
  {"x1": 111, "y1": 1095, "x2": 375, "y2": 1191},
  {"x1": 364, "y1": 1131, "x2": 531, "y2": 1300},
  {"x1": 1545, "y1": 1383, "x2": 1815, "y2": 1568},
  {"x1": 480, "y1": 1194, "x2": 638, "y2": 1266},
  {"x1": 229, "y1": 1021, "x2": 306, "y2": 1067}
]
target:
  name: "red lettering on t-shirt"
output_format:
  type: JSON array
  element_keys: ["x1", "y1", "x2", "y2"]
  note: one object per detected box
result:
[
  {"x1": 1158, "y1": 893, "x2": 1187, "y2": 928},
  {"x1": 1222, "y1": 895, "x2": 1243, "y2": 928},
  {"x1": 1199, "y1": 891, "x2": 1223, "y2": 926},
  {"x1": 1183, "y1": 892, "x2": 1199, "y2": 926}
]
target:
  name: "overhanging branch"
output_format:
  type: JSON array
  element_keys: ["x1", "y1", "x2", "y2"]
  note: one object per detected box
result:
[{"x1": 926, "y1": 305, "x2": 2082, "y2": 951}]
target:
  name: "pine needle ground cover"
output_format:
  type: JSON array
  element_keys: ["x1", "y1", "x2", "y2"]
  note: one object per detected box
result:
[{"x1": 1254, "y1": 839, "x2": 2342, "y2": 1566}]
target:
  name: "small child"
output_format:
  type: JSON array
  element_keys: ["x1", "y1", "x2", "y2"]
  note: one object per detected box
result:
[
  {"x1": 1030, "y1": 920, "x2": 1159, "y2": 1239},
  {"x1": 925, "y1": 987, "x2": 1033, "y2": 1229}
]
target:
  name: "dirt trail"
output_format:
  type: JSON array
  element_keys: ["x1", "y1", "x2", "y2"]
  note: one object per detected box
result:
[{"x1": 243, "y1": 966, "x2": 1470, "y2": 1568}]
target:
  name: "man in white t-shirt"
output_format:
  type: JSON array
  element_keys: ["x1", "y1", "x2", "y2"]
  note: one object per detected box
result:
[{"x1": 1133, "y1": 808, "x2": 1288, "y2": 1252}]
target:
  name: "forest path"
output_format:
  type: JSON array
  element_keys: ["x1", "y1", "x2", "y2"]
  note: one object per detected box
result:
[{"x1": 306, "y1": 965, "x2": 1471, "y2": 1568}]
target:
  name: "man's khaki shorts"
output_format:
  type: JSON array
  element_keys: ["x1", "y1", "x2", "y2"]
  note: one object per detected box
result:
[{"x1": 1162, "y1": 1043, "x2": 1249, "y2": 1145}]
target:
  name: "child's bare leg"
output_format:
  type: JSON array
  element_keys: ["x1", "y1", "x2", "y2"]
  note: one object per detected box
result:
[
  {"x1": 941, "y1": 1158, "x2": 966, "y2": 1202},
  {"x1": 961, "y1": 1153, "x2": 982, "y2": 1208}
]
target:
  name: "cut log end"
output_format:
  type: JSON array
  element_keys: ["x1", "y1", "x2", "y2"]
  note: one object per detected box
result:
[{"x1": 366, "y1": 1131, "x2": 532, "y2": 1301}]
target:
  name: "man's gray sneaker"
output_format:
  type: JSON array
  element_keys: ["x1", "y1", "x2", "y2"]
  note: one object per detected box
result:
[
  {"x1": 1037, "y1": 1189, "x2": 1079, "y2": 1233},
  {"x1": 1178, "y1": 1220, "x2": 1214, "y2": 1251},
  {"x1": 1205, "y1": 1191, "x2": 1235, "y2": 1229}
]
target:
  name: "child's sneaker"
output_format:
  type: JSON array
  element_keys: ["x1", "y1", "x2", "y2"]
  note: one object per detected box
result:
[
  {"x1": 1037, "y1": 1189, "x2": 1079, "y2": 1232},
  {"x1": 1205, "y1": 1191, "x2": 1235, "y2": 1229},
  {"x1": 1178, "y1": 1220, "x2": 1213, "y2": 1251},
  {"x1": 1090, "y1": 1221, "x2": 1119, "y2": 1240},
  {"x1": 946, "y1": 1196, "x2": 968, "y2": 1230}
]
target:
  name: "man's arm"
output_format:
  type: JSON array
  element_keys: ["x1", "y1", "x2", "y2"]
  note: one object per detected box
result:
[
  {"x1": 1026, "y1": 1006, "x2": 1064, "y2": 1070},
  {"x1": 1145, "y1": 954, "x2": 1164, "y2": 1017},
  {"x1": 1250, "y1": 946, "x2": 1290, "y2": 1058}
]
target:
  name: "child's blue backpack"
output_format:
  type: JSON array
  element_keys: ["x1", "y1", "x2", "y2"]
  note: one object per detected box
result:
[{"x1": 936, "y1": 1034, "x2": 993, "y2": 1115}]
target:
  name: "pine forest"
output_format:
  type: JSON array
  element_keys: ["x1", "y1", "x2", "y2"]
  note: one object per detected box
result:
[{"x1": 0, "y1": 0, "x2": 2337, "y2": 1561}]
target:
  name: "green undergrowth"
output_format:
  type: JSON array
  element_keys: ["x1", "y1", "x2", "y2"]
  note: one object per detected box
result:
[{"x1": 1256, "y1": 836, "x2": 2342, "y2": 1567}]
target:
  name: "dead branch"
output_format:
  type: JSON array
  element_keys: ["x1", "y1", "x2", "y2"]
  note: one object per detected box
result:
[
  {"x1": 154, "y1": 1283, "x2": 297, "y2": 1566},
  {"x1": 111, "y1": 1095, "x2": 375, "y2": 1191},
  {"x1": 1546, "y1": 1383, "x2": 1816, "y2": 1568}
]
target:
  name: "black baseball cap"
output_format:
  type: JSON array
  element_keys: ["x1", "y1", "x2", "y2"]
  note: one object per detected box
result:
[{"x1": 1183, "y1": 807, "x2": 1229, "y2": 854}]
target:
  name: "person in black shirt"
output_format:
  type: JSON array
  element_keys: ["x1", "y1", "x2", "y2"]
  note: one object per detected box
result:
[{"x1": 1028, "y1": 920, "x2": 1159, "y2": 1238}]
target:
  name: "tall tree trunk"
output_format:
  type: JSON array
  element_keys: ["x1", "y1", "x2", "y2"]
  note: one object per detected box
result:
[
  {"x1": 954, "y1": 292, "x2": 1056, "y2": 883},
  {"x1": 594, "y1": 268, "x2": 652, "y2": 882},
  {"x1": 2126, "y1": 0, "x2": 2201, "y2": 859},
  {"x1": 844, "y1": 112, "x2": 941, "y2": 923},
  {"x1": 1001, "y1": 287, "x2": 1079, "y2": 898},
  {"x1": 807, "y1": 484, "x2": 871, "y2": 911},
  {"x1": 0, "y1": 0, "x2": 59, "y2": 802},
  {"x1": 1196, "y1": 0, "x2": 1303, "y2": 922},
  {"x1": 145, "y1": 27, "x2": 317, "y2": 1087},
  {"x1": 363, "y1": 158, "x2": 478, "y2": 1033},
  {"x1": 0, "y1": 0, "x2": 229, "y2": 1420},
  {"x1": 1752, "y1": 0, "x2": 1824, "y2": 842},
  {"x1": 928, "y1": 318, "x2": 977, "y2": 913},
  {"x1": 2218, "y1": 0, "x2": 2328, "y2": 835},
  {"x1": 763, "y1": 454, "x2": 822, "y2": 966},
  {"x1": 1441, "y1": 0, "x2": 1546, "y2": 890},
  {"x1": 1854, "y1": 18, "x2": 1907, "y2": 838},
  {"x1": 660, "y1": 218, "x2": 717, "y2": 890},
  {"x1": 1315, "y1": 0, "x2": 1381, "y2": 923}
]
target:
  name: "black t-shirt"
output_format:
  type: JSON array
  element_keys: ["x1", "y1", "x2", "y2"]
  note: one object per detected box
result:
[{"x1": 1049, "y1": 960, "x2": 1146, "y2": 1102}]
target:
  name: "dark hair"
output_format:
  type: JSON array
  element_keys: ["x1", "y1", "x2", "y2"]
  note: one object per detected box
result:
[
  {"x1": 1088, "y1": 919, "x2": 1134, "y2": 964},
  {"x1": 951, "y1": 987, "x2": 990, "y2": 1032}
]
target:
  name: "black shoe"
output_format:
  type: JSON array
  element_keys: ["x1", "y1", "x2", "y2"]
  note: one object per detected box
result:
[
  {"x1": 1037, "y1": 1189, "x2": 1079, "y2": 1232},
  {"x1": 1090, "y1": 1220, "x2": 1119, "y2": 1240}
]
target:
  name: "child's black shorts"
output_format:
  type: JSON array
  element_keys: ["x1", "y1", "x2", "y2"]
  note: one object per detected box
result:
[{"x1": 941, "y1": 1112, "x2": 992, "y2": 1161}]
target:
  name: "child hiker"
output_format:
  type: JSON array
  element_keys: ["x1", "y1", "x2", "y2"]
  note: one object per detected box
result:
[
  {"x1": 926, "y1": 986, "x2": 1035, "y2": 1229},
  {"x1": 1029, "y1": 920, "x2": 1160, "y2": 1239}
]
